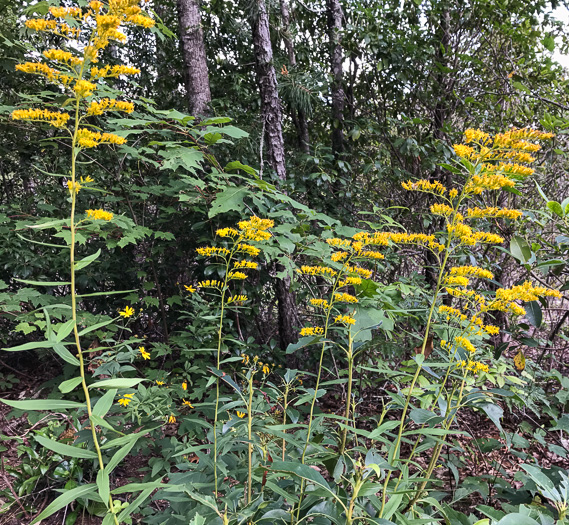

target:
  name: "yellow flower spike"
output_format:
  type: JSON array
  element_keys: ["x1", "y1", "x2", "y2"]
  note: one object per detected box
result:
[
  {"x1": 86, "y1": 209, "x2": 113, "y2": 221},
  {"x1": 49, "y1": 6, "x2": 83, "y2": 18},
  {"x1": 300, "y1": 326, "x2": 324, "y2": 336},
  {"x1": 401, "y1": 179, "x2": 447, "y2": 195},
  {"x1": 236, "y1": 243, "x2": 261, "y2": 257},
  {"x1": 12, "y1": 108, "x2": 71, "y2": 128},
  {"x1": 43, "y1": 49, "x2": 83, "y2": 67},
  {"x1": 299, "y1": 265, "x2": 338, "y2": 278},
  {"x1": 76, "y1": 129, "x2": 127, "y2": 148},
  {"x1": 87, "y1": 98, "x2": 135, "y2": 116},
  {"x1": 226, "y1": 295, "x2": 248, "y2": 304},
  {"x1": 227, "y1": 271, "x2": 247, "y2": 280},
  {"x1": 73, "y1": 79, "x2": 97, "y2": 98},
  {"x1": 80, "y1": 176, "x2": 94, "y2": 184},
  {"x1": 331, "y1": 251, "x2": 349, "y2": 262},
  {"x1": 466, "y1": 207, "x2": 523, "y2": 220},
  {"x1": 197, "y1": 280, "x2": 223, "y2": 289},
  {"x1": 139, "y1": 347, "x2": 150, "y2": 360},
  {"x1": 196, "y1": 246, "x2": 230, "y2": 257},
  {"x1": 118, "y1": 305, "x2": 135, "y2": 318},
  {"x1": 334, "y1": 314, "x2": 356, "y2": 325},
  {"x1": 309, "y1": 298, "x2": 330, "y2": 308},
  {"x1": 326, "y1": 237, "x2": 352, "y2": 247},
  {"x1": 453, "y1": 144, "x2": 476, "y2": 158},
  {"x1": 334, "y1": 292, "x2": 358, "y2": 303},
  {"x1": 430, "y1": 203, "x2": 454, "y2": 216},
  {"x1": 216, "y1": 227, "x2": 239, "y2": 238},
  {"x1": 454, "y1": 336, "x2": 476, "y2": 354},
  {"x1": 450, "y1": 266, "x2": 494, "y2": 280},
  {"x1": 360, "y1": 250, "x2": 384, "y2": 260},
  {"x1": 233, "y1": 260, "x2": 258, "y2": 270},
  {"x1": 464, "y1": 128, "x2": 491, "y2": 144},
  {"x1": 90, "y1": 64, "x2": 141, "y2": 79}
]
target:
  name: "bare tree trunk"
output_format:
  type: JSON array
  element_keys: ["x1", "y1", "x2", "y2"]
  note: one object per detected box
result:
[
  {"x1": 177, "y1": 0, "x2": 211, "y2": 116},
  {"x1": 251, "y1": 0, "x2": 287, "y2": 182},
  {"x1": 280, "y1": 0, "x2": 309, "y2": 153},
  {"x1": 327, "y1": 0, "x2": 344, "y2": 157}
]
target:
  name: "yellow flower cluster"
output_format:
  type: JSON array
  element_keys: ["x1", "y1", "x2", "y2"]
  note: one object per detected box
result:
[
  {"x1": 300, "y1": 326, "x2": 324, "y2": 336},
  {"x1": 16, "y1": 62, "x2": 60, "y2": 82},
  {"x1": 228, "y1": 271, "x2": 247, "y2": 280},
  {"x1": 334, "y1": 314, "x2": 356, "y2": 325},
  {"x1": 493, "y1": 128, "x2": 554, "y2": 147},
  {"x1": 453, "y1": 144, "x2": 475, "y2": 159},
  {"x1": 76, "y1": 129, "x2": 127, "y2": 148},
  {"x1": 197, "y1": 280, "x2": 223, "y2": 289},
  {"x1": 344, "y1": 265, "x2": 372, "y2": 279},
  {"x1": 299, "y1": 265, "x2": 338, "y2": 278},
  {"x1": 234, "y1": 260, "x2": 258, "y2": 269},
  {"x1": 196, "y1": 246, "x2": 230, "y2": 257},
  {"x1": 467, "y1": 207, "x2": 523, "y2": 220},
  {"x1": 237, "y1": 243, "x2": 261, "y2": 257},
  {"x1": 331, "y1": 251, "x2": 349, "y2": 262},
  {"x1": 352, "y1": 231, "x2": 391, "y2": 246},
  {"x1": 360, "y1": 250, "x2": 385, "y2": 260},
  {"x1": 90, "y1": 64, "x2": 141, "y2": 79},
  {"x1": 439, "y1": 305, "x2": 468, "y2": 322},
  {"x1": 26, "y1": 18, "x2": 81, "y2": 38},
  {"x1": 237, "y1": 216, "x2": 274, "y2": 241},
  {"x1": 445, "y1": 276, "x2": 470, "y2": 287},
  {"x1": 496, "y1": 281, "x2": 561, "y2": 303},
  {"x1": 430, "y1": 203, "x2": 454, "y2": 216},
  {"x1": 448, "y1": 223, "x2": 504, "y2": 246},
  {"x1": 118, "y1": 393, "x2": 134, "y2": 406},
  {"x1": 464, "y1": 129, "x2": 491, "y2": 144},
  {"x1": 87, "y1": 98, "x2": 134, "y2": 115},
  {"x1": 402, "y1": 179, "x2": 447, "y2": 195},
  {"x1": 326, "y1": 238, "x2": 352, "y2": 247},
  {"x1": 457, "y1": 360, "x2": 489, "y2": 374},
  {"x1": 67, "y1": 181, "x2": 82, "y2": 194},
  {"x1": 450, "y1": 266, "x2": 494, "y2": 280},
  {"x1": 483, "y1": 162, "x2": 534, "y2": 178},
  {"x1": 43, "y1": 49, "x2": 83, "y2": 66},
  {"x1": 388, "y1": 232, "x2": 445, "y2": 252},
  {"x1": 12, "y1": 108, "x2": 70, "y2": 128},
  {"x1": 49, "y1": 6, "x2": 83, "y2": 18},
  {"x1": 227, "y1": 295, "x2": 248, "y2": 304},
  {"x1": 74, "y1": 79, "x2": 96, "y2": 98},
  {"x1": 86, "y1": 209, "x2": 113, "y2": 221},
  {"x1": 310, "y1": 298, "x2": 330, "y2": 308},
  {"x1": 217, "y1": 227, "x2": 239, "y2": 238},
  {"x1": 465, "y1": 173, "x2": 516, "y2": 194},
  {"x1": 334, "y1": 292, "x2": 358, "y2": 303},
  {"x1": 454, "y1": 336, "x2": 476, "y2": 353}
]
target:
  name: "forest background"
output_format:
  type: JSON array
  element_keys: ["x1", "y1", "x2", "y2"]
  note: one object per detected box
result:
[{"x1": 2, "y1": 0, "x2": 569, "y2": 524}]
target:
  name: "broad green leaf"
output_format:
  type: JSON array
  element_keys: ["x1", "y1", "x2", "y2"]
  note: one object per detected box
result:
[
  {"x1": 225, "y1": 161, "x2": 256, "y2": 175},
  {"x1": 112, "y1": 481, "x2": 171, "y2": 494},
  {"x1": 0, "y1": 398, "x2": 85, "y2": 411},
  {"x1": 3, "y1": 341, "x2": 56, "y2": 352},
  {"x1": 101, "y1": 426, "x2": 159, "y2": 450},
  {"x1": 55, "y1": 319, "x2": 76, "y2": 341},
  {"x1": 31, "y1": 484, "x2": 97, "y2": 524},
  {"x1": 525, "y1": 301, "x2": 542, "y2": 327},
  {"x1": 77, "y1": 318, "x2": 114, "y2": 336},
  {"x1": 510, "y1": 236, "x2": 531, "y2": 264},
  {"x1": 547, "y1": 201, "x2": 564, "y2": 218},
  {"x1": 89, "y1": 378, "x2": 145, "y2": 390},
  {"x1": 117, "y1": 488, "x2": 154, "y2": 520},
  {"x1": 14, "y1": 278, "x2": 71, "y2": 286},
  {"x1": 59, "y1": 377, "x2": 83, "y2": 394},
  {"x1": 75, "y1": 249, "x2": 102, "y2": 271},
  {"x1": 52, "y1": 343, "x2": 80, "y2": 366},
  {"x1": 107, "y1": 439, "x2": 138, "y2": 473},
  {"x1": 158, "y1": 146, "x2": 203, "y2": 173},
  {"x1": 521, "y1": 464, "x2": 560, "y2": 500},
  {"x1": 35, "y1": 435, "x2": 98, "y2": 459},
  {"x1": 496, "y1": 515, "x2": 540, "y2": 525},
  {"x1": 90, "y1": 414, "x2": 118, "y2": 432},
  {"x1": 208, "y1": 186, "x2": 249, "y2": 218},
  {"x1": 92, "y1": 389, "x2": 117, "y2": 417},
  {"x1": 96, "y1": 468, "x2": 110, "y2": 507}
]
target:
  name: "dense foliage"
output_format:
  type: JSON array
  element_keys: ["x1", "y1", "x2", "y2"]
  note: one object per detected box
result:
[{"x1": 1, "y1": 1, "x2": 569, "y2": 524}]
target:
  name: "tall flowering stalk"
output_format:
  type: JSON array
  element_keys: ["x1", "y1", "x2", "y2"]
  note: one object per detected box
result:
[
  {"x1": 11, "y1": 3, "x2": 154, "y2": 523},
  {"x1": 193, "y1": 217, "x2": 273, "y2": 496},
  {"x1": 376, "y1": 127, "x2": 561, "y2": 515}
]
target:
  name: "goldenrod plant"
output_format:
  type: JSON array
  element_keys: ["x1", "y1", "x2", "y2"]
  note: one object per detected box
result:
[{"x1": 2, "y1": 3, "x2": 155, "y2": 524}]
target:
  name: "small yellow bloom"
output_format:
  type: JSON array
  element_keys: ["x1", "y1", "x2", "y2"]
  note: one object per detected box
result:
[
  {"x1": 118, "y1": 393, "x2": 134, "y2": 407},
  {"x1": 300, "y1": 326, "x2": 324, "y2": 336},
  {"x1": 184, "y1": 285, "x2": 196, "y2": 293},
  {"x1": 262, "y1": 364, "x2": 270, "y2": 375},
  {"x1": 168, "y1": 414, "x2": 176, "y2": 424},
  {"x1": 182, "y1": 381, "x2": 188, "y2": 390},
  {"x1": 73, "y1": 79, "x2": 96, "y2": 98},
  {"x1": 236, "y1": 411, "x2": 246, "y2": 418},
  {"x1": 139, "y1": 347, "x2": 150, "y2": 360},
  {"x1": 182, "y1": 400, "x2": 193, "y2": 407},
  {"x1": 118, "y1": 305, "x2": 135, "y2": 318},
  {"x1": 156, "y1": 380, "x2": 165, "y2": 386},
  {"x1": 334, "y1": 314, "x2": 356, "y2": 325},
  {"x1": 86, "y1": 209, "x2": 113, "y2": 221}
]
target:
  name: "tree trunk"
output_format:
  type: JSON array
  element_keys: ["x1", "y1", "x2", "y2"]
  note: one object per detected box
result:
[
  {"x1": 177, "y1": 0, "x2": 211, "y2": 116},
  {"x1": 251, "y1": 0, "x2": 287, "y2": 182},
  {"x1": 327, "y1": 0, "x2": 344, "y2": 157},
  {"x1": 275, "y1": 272, "x2": 301, "y2": 352},
  {"x1": 279, "y1": 0, "x2": 310, "y2": 153}
]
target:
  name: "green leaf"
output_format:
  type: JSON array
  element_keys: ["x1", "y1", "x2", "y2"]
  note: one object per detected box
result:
[
  {"x1": 225, "y1": 161, "x2": 256, "y2": 175},
  {"x1": 107, "y1": 439, "x2": 138, "y2": 473},
  {"x1": 55, "y1": 319, "x2": 76, "y2": 341},
  {"x1": 117, "y1": 488, "x2": 154, "y2": 520},
  {"x1": 510, "y1": 236, "x2": 531, "y2": 264},
  {"x1": 34, "y1": 435, "x2": 98, "y2": 459},
  {"x1": 77, "y1": 318, "x2": 114, "y2": 336},
  {"x1": 0, "y1": 398, "x2": 85, "y2": 411},
  {"x1": 496, "y1": 515, "x2": 540, "y2": 525},
  {"x1": 92, "y1": 389, "x2": 117, "y2": 417},
  {"x1": 31, "y1": 484, "x2": 97, "y2": 524},
  {"x1": 543, "y1": 35, "x2": 555, "y2": 52},
  {"x1": 525, "y1": 301, "x2": 542, "y2": 327},
  {"x1": 547, "y1": 201, "x2": 564, "y2": 218},
  {"x1": 14, "y1": 278, "x2": 71, "y2": 286},
  {"x1": 158, "y1": 146, "x2": 203, "y2": 173},
  {"x1": 512, "y1": 81, "x2": 531, "y2": 94},
  {"x1": 75, "y1": 249, "x2": 102, "y2": 271},
  {"x1": 59, "y1": 377, "x2": 83, "y2": 394},
  {"x1": 97, "y1": 469, "x2": 110, "y2": 507},
  {"x1": 208, "y1": 186, "x2": 250, "y2": 218},
  {"x1": 90, "y1": 414, "x2": 118, "y2": 432},
  {"x1": 52, "y1": 343, "x2": 80, "y2": 366},
  {"x1": 89, "y1": 378, "x2": 145, "y2": 390},
  {"x1": 521, "y1": 464, "x2": 560, "y2": 500},
  {"x1": 3, "y1": 341, "x2": 57, "y2": 352}
]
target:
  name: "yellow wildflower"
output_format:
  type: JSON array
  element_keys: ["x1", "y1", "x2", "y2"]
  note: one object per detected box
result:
[
  {"x1": 430, "y1": 203, "x2": 454, "y2": 216},
  {"x1": 90, "y1": 64, "x2": 141, "y2": 79},
  {"x1": 453, "y1": 144, "x2": 475, "y2": 158},
  {"x1": 300, "y1": 326, "x2": 324, "y2": 336},
  {"x1": 49, "y1": 6, "x2": 83, "y2": 18},
  {"x1": 334, "y1": 292, "x2": 358, "y2": 303},
  {"x1": 156, "y1": 380, "x2": 165, "y2": 386},
  {"x1": 196, "y1": 246, "x2": 230, "y2": 257},
  {"x1": 237, "y1": 243, "x2": 261, "y2": 257},
  {"x1": 183, "y1": 400, "x2": 193, "y2": 408},
  {"x1": 67, "y1": 180, "x2": 82, "y2": 194},
  {"x1": 43, "y1": 49, "x2": 83, "y2": 66},
  {"x1": 298, "y1": 265, "x2": 338, "y2": 278},
  {"x1": 12, "y1": 108, "x2": 70, "y2": 128},
  {"x1": 310, "y1": 298, "x2": 330, "y2": 308},
  {"x1": 450, "y1": 266, "x2": 494, "y2": 280},
  {"x1": 87, "y1": 98, "x2": 134, "y2": 116},
  {"x1": 344, "y1": 265, "x2": 373, "y2": 279},
  {"x1": 227, "y1": 295, "x2": 248, "y2": 304},
  {"x1": 184, "y1": 285, "x2": 196, "y2": 293},
  {"x1": 262, "y1": 363, "x2": 270, "y2": 375},
  {"x1": 236, "y1": 411, "x2": 246, "y2": 418},
  {"x1": 326, "y1": 238, "x2": 352, "y2": 247},
  {"x1": 331, "y1": 251, "x2": 349, "y2": 262},
  {"x1": 139, "y1": 347, "x2": 150, "y2": 360},
  {"x1": 455, "y1": 336, "x2": 476, "y2": 353},
  {"x1": 467, "y1": 207, "x2": 523, "y2": 220},
  {"x1": 197, "y1": 280, "x2": 222, "y2": 289},
  {"x1": 234, "y1": 260, "x2": 258, "y2": 269},
  {"x1": 73, "y1": 79, "x2": 96, "y2": 98},
  {"x1": 228, "y1": 271, "x2": 247, "y2": 280},
  {"x1": 216, "y1": 227, "x2": 239, "y2": 237},
  {"x1": 118, "y1": 305, "x2": 135, "y2": 318},
  {"x1": 182, "y1": 381, "x2": 188, "y2": 391},
  {"x1": 402, "y1": 179, "x2": 447, "y2": 194},
  {"x1": 86, "y1": 209, "x2": 113, "y2": 221},
  {"x1": 168, "y1": 414, "x2": 176, "y2": 424},
  {"x1": 118, "y1": 393, "x2": 134, "y2": 407},
  {"x1": 360, "y1": 250, "x2": 384, "y2": 260},
  {"x1": 464, "y1": 129, "x2": 491, "y2": 144},
  {"x1": 334, "y1": 314, "x2": 356, "y2": 325}
]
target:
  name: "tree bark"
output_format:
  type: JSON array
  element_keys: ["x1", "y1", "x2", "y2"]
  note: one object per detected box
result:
[
  {"x1": 327, "y1": 0, "x2": 344, "y2": 157},
  {"x1": 251, "y1": 0, "x2": 287, "y2": 182},
  {"x1": 177, "y1": 0, "x2": 211, "y2": 116},
  {"x1": 279, "y1": 0, "x2": 310, "y2": 153}
]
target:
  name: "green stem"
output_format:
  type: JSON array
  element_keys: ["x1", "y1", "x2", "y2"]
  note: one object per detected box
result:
[
  {"x1": 247, "y1": 373, "x2": 254, "y2": 504},
  {"x1": 340, "y1": 331, "x2": 354, "y2": 455}
]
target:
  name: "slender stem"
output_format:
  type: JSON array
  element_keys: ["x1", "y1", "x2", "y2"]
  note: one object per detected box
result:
[
  {"x1": 340, "y1": 331, "x2": 354, "y2": 455},
  {"x1": 282, "y1": 384, "x2": 289, "y2": 461},
  {"x1": 247, "y1": 373, "x2": 254, "y2": 504},
  {"x1": 70, "y1": 97, "x2": 119, "y2": 524}
]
